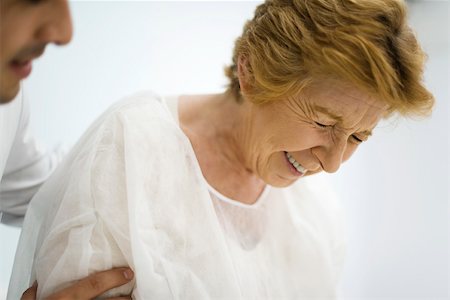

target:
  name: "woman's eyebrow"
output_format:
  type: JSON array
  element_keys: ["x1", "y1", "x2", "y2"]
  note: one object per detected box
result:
[{"x1": 312, "y1": 104, "x2": 343, "y2": 123}]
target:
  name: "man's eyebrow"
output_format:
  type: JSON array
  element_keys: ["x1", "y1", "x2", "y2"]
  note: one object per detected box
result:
[{"x1": 312, "y1": 104, "x2": 343, "y2": 123}]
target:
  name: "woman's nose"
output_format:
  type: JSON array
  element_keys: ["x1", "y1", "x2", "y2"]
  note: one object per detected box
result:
[
  {"x1": 36, "y1": 0, "x2": 73, "y2": 46},
  {"x1": 316, "y1": 137, "x2": 347, "y2": 173}
]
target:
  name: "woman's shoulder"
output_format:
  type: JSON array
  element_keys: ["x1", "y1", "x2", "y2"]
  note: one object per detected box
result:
[
  {"x1": 105, "y1": 90, "x2": 173, "y2": 122},
  {"x1": 89, "y1": 90, "x2": 181, "y2": 141},
  {"x1": 65, "y1": 90, "x2": 187, "y2": 167}
]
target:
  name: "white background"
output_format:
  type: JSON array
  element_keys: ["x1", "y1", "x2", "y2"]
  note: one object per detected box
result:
[{"x1": 1, "y1": 1, "x2": 448, "y2": 299}]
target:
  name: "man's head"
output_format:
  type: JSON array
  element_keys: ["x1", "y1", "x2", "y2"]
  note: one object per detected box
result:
[{"x1": 0, "y1": 0, "x2": 72, "y2": 103}]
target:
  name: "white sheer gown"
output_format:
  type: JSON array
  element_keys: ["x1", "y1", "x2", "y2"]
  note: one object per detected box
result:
[{"x1": 8, "y1": 91, "x2": 346, "y2": 299}]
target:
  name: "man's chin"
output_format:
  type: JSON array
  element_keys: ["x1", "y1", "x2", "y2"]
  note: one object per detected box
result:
[{"x1": 0, "y1": 81, "x2": 20, "y2": 104}]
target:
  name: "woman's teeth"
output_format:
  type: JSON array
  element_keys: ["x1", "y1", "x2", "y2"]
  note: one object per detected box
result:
[{"x1": 286, "y1": 152, "x2": 307, "y2": 174}]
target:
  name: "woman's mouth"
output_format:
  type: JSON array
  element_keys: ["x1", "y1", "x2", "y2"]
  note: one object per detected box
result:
[{"x1": 284, "y1": 151, "x2": 307, "y2": 177}]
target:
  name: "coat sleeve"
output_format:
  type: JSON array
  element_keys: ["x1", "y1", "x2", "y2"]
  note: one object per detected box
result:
[{"x1": 0, "y1": 94, "x2": 65, "y2": 227}]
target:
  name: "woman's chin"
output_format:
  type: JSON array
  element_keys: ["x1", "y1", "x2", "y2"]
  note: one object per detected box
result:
[{"x1": 265, "y1": 174, "x2": 299, "y2": 188}]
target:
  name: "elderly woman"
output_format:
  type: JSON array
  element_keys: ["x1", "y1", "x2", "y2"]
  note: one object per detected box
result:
[{"x1": 9, "y1": 0, "x2": 433, "y2": 299}]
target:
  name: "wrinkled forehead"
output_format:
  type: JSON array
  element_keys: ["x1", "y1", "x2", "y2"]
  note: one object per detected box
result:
[
  {"x1": 303, "y1": 80, "x2": 389, "y2": 113},
  {"x1": 299, "y1": 81, "x2": 390, "y2": 129}
]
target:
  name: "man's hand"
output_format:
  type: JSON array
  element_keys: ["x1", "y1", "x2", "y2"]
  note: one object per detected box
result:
[{"x1": 21, "y1": 267, "x2": 134, "y2": 300}]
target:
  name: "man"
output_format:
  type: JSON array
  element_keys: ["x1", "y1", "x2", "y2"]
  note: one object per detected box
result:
[{"x1": 0, "y1": 0, "x2": 133, "y2": 298}]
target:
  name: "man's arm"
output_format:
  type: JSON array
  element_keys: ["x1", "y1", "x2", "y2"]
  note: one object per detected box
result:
[{"x1": 21, "y1": 268, "x2": 134, "y2": 300}]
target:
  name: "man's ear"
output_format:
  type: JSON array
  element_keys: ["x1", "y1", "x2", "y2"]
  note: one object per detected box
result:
[{"x1": 237, "y1": 56, "x2": 251, "y2": 95}]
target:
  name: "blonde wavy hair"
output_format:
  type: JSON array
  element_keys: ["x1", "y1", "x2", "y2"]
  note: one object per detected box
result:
[{"x1": 225, "y1": 0, "x2": 434, "y2": 116}]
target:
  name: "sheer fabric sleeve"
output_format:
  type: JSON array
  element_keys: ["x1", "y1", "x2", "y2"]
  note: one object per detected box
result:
[{"x1": 35, "y1": 99, "x2": 189, "y2": 299}]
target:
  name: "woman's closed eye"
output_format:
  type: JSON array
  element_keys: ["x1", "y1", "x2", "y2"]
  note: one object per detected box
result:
[
  {"x1": 350, "y1": 135, "x2": 364, "y2": 143},
  {"x1": 314, "y1": 121, "x2": 332, "y2": 128},
  {"x1": 315, "y1": 121, "x2": 366, "y2": 144}
]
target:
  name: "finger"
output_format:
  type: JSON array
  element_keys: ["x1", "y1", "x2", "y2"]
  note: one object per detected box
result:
[
  {"x1": 49, "y1": 267, "x2": 134, "y2": 299},
  {"x1": 21, "y1": 281, "x2": 38, "y2": 300}
]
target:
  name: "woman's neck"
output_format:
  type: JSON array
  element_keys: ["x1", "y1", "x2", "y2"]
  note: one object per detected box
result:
[{"x1": 178, "y1": 92, "x2": 266, "y2": 204}]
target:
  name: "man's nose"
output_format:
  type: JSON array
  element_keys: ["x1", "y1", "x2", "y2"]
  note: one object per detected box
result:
[{"x1": 36, "y1": 0, "x2": 73, "y2": 46}]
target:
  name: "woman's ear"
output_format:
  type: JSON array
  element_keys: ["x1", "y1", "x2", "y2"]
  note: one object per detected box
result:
[{"x1": 237, "y1": 56, "x2": 251, "y2": 95}]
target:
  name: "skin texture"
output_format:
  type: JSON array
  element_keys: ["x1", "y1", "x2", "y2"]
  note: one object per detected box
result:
[
  {"x1": 0, "y1": 0, "x2": 72, "y2": 103},
  {"x1": 0, "y1": 0, "x2": 134, "y2": 298},
  {"x1": 179, "y1": 62, "x2": 387, "y2": 205}
]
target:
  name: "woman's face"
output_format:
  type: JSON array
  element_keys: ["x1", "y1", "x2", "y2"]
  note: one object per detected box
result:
[{"x1": 242, "y1": 82, "x2": 388, "y2": 187}]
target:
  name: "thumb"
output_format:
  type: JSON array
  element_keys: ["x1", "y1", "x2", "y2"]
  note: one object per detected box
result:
[{"x1": 21, "y1": 281, "x2": 38, "y2": 300}]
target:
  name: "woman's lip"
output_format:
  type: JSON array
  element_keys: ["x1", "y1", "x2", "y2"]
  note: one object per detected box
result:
[
  {"x1": 284, "y1": 151, "x2": 305, "y2": 177},
  {"x1": 9, "y1": 60, "x2": 32, "y2": 79}
]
